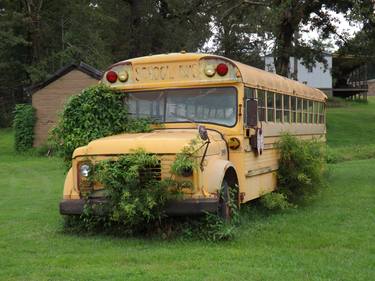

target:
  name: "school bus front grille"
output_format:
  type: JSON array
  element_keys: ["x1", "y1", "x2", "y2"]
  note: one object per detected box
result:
[
  {"x1": 79, "y1": 154, "x2": 176, "y2": 194},
  {"x1": 139, "y1": 160, "x2": 162, "y2": 181}
]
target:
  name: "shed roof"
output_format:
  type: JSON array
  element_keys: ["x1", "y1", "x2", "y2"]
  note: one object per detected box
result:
[{"x1": 25, "y1": 62, "x2": 102, "y2": 95}]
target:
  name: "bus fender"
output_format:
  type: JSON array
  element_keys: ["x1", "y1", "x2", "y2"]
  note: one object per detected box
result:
[
  {"x1": 63, "y1": 168, "x2": 80, "y2": 200},
  {"x1": 202, "y1": 159, "x2": 238, "y2": 194}
]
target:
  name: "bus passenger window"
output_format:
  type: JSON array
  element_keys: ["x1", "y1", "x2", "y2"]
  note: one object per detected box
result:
[
  {"x1": 283, "y1": 95, "x2": 290, "y2": 122},
  {"x1": 303, "y1": 99, "x2": 308, "y2": 123},
  {"x1": 291, "y1": 97, "x2": 296, "y2": 123},
  {"x1": 245, "y1": 87, "x2": 255, "y2": 99},
  {"x1": 258, "y1": 90, "x2": 266, "y2": 121},
  {"x1": 275, "y1": 93, "x2": 282, "y2": 122},
  {"x1": 308, "y1": 100, "x2": 313, "y2": 123},
  {"x1": 297, "y1": 98, "x2": 302, "y2": 122},
  {"x1": 267, "y1": 92, "x2": 275, "y2": 122},
  {"x1": 313, "y1": 101, "x2": 318, "y2": 123},
  {"x1": 319, "y1": 103, "x2": 325, "y2": 123}
]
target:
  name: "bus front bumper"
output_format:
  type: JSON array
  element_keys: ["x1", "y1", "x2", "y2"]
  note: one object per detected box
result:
[{"x1": 60, "y1": 198, "x2": 219, "y2": 216}]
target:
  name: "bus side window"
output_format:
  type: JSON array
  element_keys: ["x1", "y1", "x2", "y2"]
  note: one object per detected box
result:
[
  {"x1": 291, "y1": 96, "x2": 296, "y2": 123},
  {"x1": 320, "y1": 103, "x2": 325, "y2": 124},
  {"x1": 297, "y1": 97, "x2": 302, "y2": 123},
  {"x1": 267, "y1": 92, "x2": 275, "y2": 122},
  {"x1": 245, "y1": 87, "x2": 255, "y2": 99},
  {"x1": 283, "y1": 95, "x2": 290, "y2": 122},
  {"x1": 258, "y1": 90, "x2": 266, "y2": 121},
  {"x1": 303, "y1": 99, "x2": 308, "y2": 123},
  {"x1": 313, "y1": 101, "x2": 318, "y2": 123},
  {"x1": 308, "y1": 100, "x2": 313, "y2": 123},
  {"x1": 244, "y1": 87, "x2": 256, "y2": 125},
  {"x1": 275, "y1": 93, "x2": 282, "y2": 122}
]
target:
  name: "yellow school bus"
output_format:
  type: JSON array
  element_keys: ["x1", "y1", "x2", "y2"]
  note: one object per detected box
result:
[{"x1": 60, "y1": 52, "x2": 326, "y2": 218}]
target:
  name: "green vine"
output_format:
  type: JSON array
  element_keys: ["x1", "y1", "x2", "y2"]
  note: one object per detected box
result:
[
  {"x1": 50, "y1": 84, "x2": 152, "y2": 167},
  {"x1": 13, "y1": 104, "x2": 36, "y2": 152},
  {"x1": 171, "y1": 137, "x2": 200, "y2": 177}
]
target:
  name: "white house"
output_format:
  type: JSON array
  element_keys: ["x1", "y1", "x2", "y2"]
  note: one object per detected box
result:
[{"x1": 264, "y1": 54, "x2": 332, "y2": 96}]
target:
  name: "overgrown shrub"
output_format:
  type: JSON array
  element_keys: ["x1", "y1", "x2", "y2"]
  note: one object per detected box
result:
[
  {"x1": 50, "y1": 84, "x2": 151, "y2": 166},
  {"x1": 171, "y1": 138, "x2": 199, "y2": 176},
  {"x1": 276, "y1": 134, "x2": 327, "y2": 204},
  {"x1": 259, "y1": 192, "x2": 294, "y2": 211},
  {"x1": 77, "y1": 150, "x2": 173, "y2": 233},
  {"x1": 13, "y1": 104, "x2": 36, "y2": 152}
]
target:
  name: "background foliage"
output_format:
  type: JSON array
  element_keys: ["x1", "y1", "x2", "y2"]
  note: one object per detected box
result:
[
  {"x1": 1, "y1": 0, "x2": 374, "y2": 127},
  {"x1": 50, "y1": 84, "x2": 150, "y2": 165},
  {"x1": 13, "y1": 104, "x2": 36, "y2": 152}
]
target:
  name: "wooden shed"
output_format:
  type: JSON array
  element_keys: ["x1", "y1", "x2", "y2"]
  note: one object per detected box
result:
[{"x1": 26, "y1": 62, "x2": 102, "y2": 146}]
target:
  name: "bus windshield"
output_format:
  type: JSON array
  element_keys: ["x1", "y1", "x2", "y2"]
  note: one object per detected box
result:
[{"x1": 126, "y1": 87, "x2": 237, "y2": 127}]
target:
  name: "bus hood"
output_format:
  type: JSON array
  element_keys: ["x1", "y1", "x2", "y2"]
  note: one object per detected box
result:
[{"x1": 72, "y1": 129, "x2": 225, "y2": 158}]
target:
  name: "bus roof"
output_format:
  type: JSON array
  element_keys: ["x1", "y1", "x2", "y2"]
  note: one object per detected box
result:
[{"x1": 109, "y1": 53, "x2": 327, "y2": 102}]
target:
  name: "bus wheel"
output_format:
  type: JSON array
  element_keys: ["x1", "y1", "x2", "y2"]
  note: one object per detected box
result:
[{"x1": 218, "y1": 179, "x2": 232, "y2": 221}]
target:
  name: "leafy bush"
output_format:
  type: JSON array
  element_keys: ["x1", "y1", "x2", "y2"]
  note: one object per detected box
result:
[
  {"x1": 260, "y1": 192, "x2": 294, "y2": 211},
  {"x1": 50, "y1": 84, "x2": 151, "y2": 166},
  {"x1": 13, "y1": 104, "x2": 36, "y2": 152},
  {"x1": 73, "y1": 149, "x2": 184, "y2": 234},
  {"x1": 276, "y1": 134, "x2": 327, "y2": 204},
  {"x1": 171, "y1": 138, "x2": 199, "y2": 176}
]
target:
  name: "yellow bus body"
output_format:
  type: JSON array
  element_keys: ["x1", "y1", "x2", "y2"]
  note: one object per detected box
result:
[{"x1": 60, "y1": 53, "x2": 326, "y2": 216}]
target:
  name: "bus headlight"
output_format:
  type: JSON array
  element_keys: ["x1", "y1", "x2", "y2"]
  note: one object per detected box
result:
[
  {"x1": 118, "y1": 71, "x2": 129, "y2": 82},
  {"x1": 79, "y1": 164, "x2": 91, "y2": 177},
  {"x1": 180, "y1": 167, "x2": 193, "y2": 177},
  {"x1": 204, "y1": 65, "x2": 216, "y2": 77}
]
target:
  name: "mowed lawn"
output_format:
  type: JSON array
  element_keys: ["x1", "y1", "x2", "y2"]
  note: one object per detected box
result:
[{"x1": 1, "y1": 100, "x2": 375, "y2": 281}]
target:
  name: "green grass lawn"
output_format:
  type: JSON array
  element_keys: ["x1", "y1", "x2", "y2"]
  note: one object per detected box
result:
[
  {"x1": 1, "y1": 101, "x2": 375, "y2": 280},
  {"x1": 327, "y1": 97, "x2": 375, "y2": 163},
  {"x1": 327, "y1": 98, "x2": 375, "y2": 147}
]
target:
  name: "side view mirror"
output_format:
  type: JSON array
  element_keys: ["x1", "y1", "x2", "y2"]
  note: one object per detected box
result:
[
  {"x1": 245, "y1": 99, "x2": 258, "y2": 128},
  {"x1": 198, "y1": 125, "x2": 209, "y2": 141}
]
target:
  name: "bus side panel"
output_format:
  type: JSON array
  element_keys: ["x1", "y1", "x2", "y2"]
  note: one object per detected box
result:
[
  {"x1": 238, "y1": 124, "x2": 325, "y2": 203},
  {"x1": 242, "y1": 146, "x2": 279, "y2": 202}
]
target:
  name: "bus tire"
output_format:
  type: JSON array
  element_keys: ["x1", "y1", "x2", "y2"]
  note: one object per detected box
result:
[{"x1": 218, "y1": 177, "x2": 238, "y2": 221}]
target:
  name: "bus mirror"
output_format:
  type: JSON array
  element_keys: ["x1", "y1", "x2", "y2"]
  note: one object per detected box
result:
[
  {"x1": 198, "y1": 125, "x2": 209, "y2": 141},
  {"x1": 246, "y1": 99, "x2": 258, "y2": 128}
]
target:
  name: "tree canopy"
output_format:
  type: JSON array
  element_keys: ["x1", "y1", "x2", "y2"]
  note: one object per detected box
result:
[{"x1": 0, "y1": 0, "x2": 373, "y2": 127}]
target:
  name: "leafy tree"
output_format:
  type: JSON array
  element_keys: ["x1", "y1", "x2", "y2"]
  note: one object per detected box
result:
[
  {"x1": 206, "y1": 0, "x2": 372, "y2": 77},
  {"x1": 206, "y1": 0, "x2": 267, "y2": 68}
]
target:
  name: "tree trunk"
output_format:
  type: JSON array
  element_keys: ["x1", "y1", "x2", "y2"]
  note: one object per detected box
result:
[
  {"x1": 24, "y1": 0, "x2": 43, "y2": 63},
  {"x1": 273, "y1": 5, "x2": 295, "y2": 77},
  {"x1": 128, "y1": 0, "x2": 143, "y2": 58}
]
